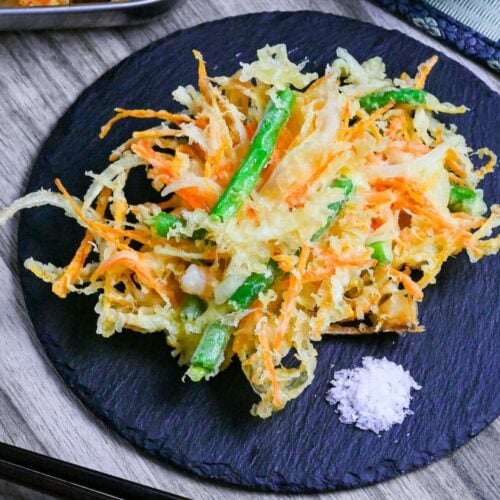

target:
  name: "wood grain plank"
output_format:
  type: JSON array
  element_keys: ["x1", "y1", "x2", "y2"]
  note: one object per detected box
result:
[{"x1": 0, "y1": 1, "x2": 498, "y2": 499}]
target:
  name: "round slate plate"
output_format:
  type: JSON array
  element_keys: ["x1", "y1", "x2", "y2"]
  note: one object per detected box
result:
[{"x1": 17, "y1": 11, "x2": 499, "y2": 493}]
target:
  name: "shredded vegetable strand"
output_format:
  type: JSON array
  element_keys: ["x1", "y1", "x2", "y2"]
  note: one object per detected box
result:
[
  {"x1": 52, "y1": 188, "x2": 111, "y2": 298},
  {"x1": 258, "y1": 322, "x2": 282, "y2": 407},
  {"x1": 274, "y1": 244, "x2": 310, "y2": 349},
  {"x1": 100, "y1": 108, "x2": 192, "y2": 139}
]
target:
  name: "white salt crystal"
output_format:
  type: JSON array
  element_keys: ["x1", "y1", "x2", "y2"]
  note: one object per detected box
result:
[{"x1": 325, "y1": 356, "x2": 421, "y2": 434}]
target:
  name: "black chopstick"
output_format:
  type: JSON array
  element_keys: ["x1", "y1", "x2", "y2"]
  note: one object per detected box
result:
[{"x1": 0, "y1": 442, "x2": 188, "y2": 499}]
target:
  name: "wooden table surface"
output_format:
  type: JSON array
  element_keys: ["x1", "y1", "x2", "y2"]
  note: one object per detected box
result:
[{"x1": 0, "y1": 1, "x2": 498, "y2": 498}]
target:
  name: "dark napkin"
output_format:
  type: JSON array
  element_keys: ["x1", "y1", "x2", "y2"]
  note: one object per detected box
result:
[{"x1": 371, "y1": 0, "x2": 500, "y2": 72}]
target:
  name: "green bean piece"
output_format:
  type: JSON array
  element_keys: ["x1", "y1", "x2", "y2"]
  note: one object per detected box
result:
[
  {"x1": 186, "y1": 322, "x2": 232, "y2": 381},
  {"x1": 310, "y1": 177, "x2": 354, "y2": 242},
  {"x1": 146, "y1": 212, "x2": 182, "y2": 237},
  {"x1": 180, "y1": 295, "x2": 206, "y2": 321},
  {"x1": 186, "y1": 366, "x2": 209, "y2": 382},
  {"x1": 210, "y1": 88, "x2": 295, "y2": 221},
  {"x1": 146, "y1": 212, "x2": 207, "y2": 240},
  {"x1": 187, "y1": 260, "x2": 281, "y2": 382},
  {"x1": 368, "y1": 241, "x2": 393, "y2": 265},
  {"x1": 359, "y1": 89, "x2": 429, "y2": 112},
  {"x1": 228, "y1": 260, "x2": 281, "y2": 311},
  {"x1": 448, "y1": 185, "x2": 476, "y2": 213}
]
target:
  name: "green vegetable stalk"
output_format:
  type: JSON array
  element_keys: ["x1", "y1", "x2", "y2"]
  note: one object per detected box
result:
[
  {"x1": 180, "y1": 295, "x2": 206, "y2": 321},
  {"x1": 147, "y1": 212, "x2": 182, "y2": 237},
  {"x1": 186, "y1": 261, "x2": 281, "y2": 381},
  {"x1": 448, "y1": 185, "x2": 485, "y2": 215},
  {"x1": 210, "y1": 88, "x2": 295, "y2": 221},
  {"x1": 367, "y1": 241, "x2": 393, "y2": 265},
  {"x1": 228, "y1": 260, "x2": 281, "y2": 310},
  {"x1": 310, "y1": 177, "x2": 354, "y2": 242},
  {"x1": 147, "y1": 212, "x2": 207, "y2": 240},
  {"x1": 359, "y1": 89, "x2": 429, "y2": 112},
  {"x1": 187, "y1": 322, "x2": 232, "y2": 381}
]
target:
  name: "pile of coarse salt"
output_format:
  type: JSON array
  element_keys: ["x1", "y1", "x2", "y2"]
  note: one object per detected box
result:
[{"x1": 325, "y1": 356, "x2": 421, "y2": 434}]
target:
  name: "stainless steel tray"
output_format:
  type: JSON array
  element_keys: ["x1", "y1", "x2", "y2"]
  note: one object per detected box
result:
[{"x1": 0, "y1": 0, "x2": 177, "y2": 30}]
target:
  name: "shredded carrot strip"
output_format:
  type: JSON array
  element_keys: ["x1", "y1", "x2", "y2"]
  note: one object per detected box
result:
[
  {"x1": 132, "y1": 128, "x2": 184, "y2": 140},
  {"x1": 347, "y1": 101, "x2": 395, "y2": 141},
  {"x1": 285, "y1": 102, "x2": 352, "y2": 206},
  {"x1": 86, "y1": 221, "x2": 164, "y2": 248},
  {"x1": 277, "y1": 262, "x2": 293, "y2": 273},
  {"x1": 52, "y1": 188, "x2": 111, "y2": 298},
  {"x1": 285, "y1": 157, "x2": 332, "y2": 207},
  {"x1": 204, "y1": 145, "x2": 225, "y2": 180},
  {"x1": 337, "y1": 100, "x2": 351, "y2": 141},
  {"x1": 132, "y1": 140, "x2": 180, "y2": 181},
  {"x1": 373, "y1": 178, "x2": 478, "y2": 254},
  {"x1": 111, "y1": 133, "x2": 183, "y2": 163},
  {"x1": 177, "y1": 186, "x2": 218, "y2": 211},
  {"x1": 445, "y1": 149, "x2": 467, "y2": 178},
  {"x1": 303, "y1": 249, "x2": 375, "y2": 283},
  {"x1": 212, "y1": 154, "x2": 236, "y2": 181},
  {"x1": 372, "y1": 178, "x2": 447, "y2": 226},
  {"x1": 388, "y1": 268, "x2": 424, "y2": 301},
  {"x1": 386, "y1": 115, "x2": 405, "y2": 141},
  {"x1": 364, "y1": 190, "x2": 394, "y2": 205},
  {"x1": 91, "y1": 250, "x2": 178, "y2": 306},
  {"x1": 55, "y1": 179, "x2": 125, "y2": 248},
  {"x1": 100, "y1": 108, "x2": 191, "y2": 139},
  {"x1": 193, "y1": 50, "x2": 211, "y2": 101},
  {"x1": 112, "y1": 198, "x2": 128, "y2": 225},
  {"x1": 233, "y1": 306, "x2": 262, "y2": 354},
  {"x1": 400, "y1": 142, "x2": 430, "y2": 155},
  {"x1": 312, "y1": 282, "x2": 332, "y2": 341},
  {"x1": 133, "y1": 140, "x2": 217, "y2": 210},
  {"x1": 365, "y1": 152, "x2": 384, "y2": 165},
  {"x1": 414, "y1": 55, "x2": 439, "y2": 90},
  {"x1": 213, "y1": 168, "x2": 234, "y2": 188},
  {"x1": 272, "y1": 254, "x2": 296, "y2": 273},
  {"x1": 56, "y1": 178, "x2": 183, "y2": 252},
  {"x1": 245, "y1": 207, "x2": 258, "y2": 220},
  {"x1": 156, "y1": 198, "x2": 180, "y2": 210},
  {"x1": 434, "y1": 127, "x2": 443, "y2": 145},
  {"x1": 258, "y1": 323, "x2": 281, "y2": 407},
  {"x1": 274, "y1": 245, "x2": 310, "y2": 349},
  {"x1": 132, "y1": 140, "x2": 218, "y2": 210},
  {"x1": 448, "y1": 172, "x2": 467, "y2": 187},
  {"x1": 87, "y1": 220, "x2": 214, "y2": 257},
  {"x1": 245, "y1": 122, "x2": 257, "y2": 140},
  {"x1": 368, "y1": 122, "x2": 383, "y2": 144},
  {"x1": 195, "y1": 116, "x2": 209, "y2": 129}
]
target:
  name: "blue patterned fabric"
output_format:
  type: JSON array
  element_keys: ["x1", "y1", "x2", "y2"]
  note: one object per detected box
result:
[{"x1": 371, "y1": 0, "x2": 500, "y2": 72}]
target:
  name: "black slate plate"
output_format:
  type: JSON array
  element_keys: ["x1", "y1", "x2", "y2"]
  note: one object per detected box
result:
[{"x1": 17, "y1": 11, "x2": 499, "y2": 493}]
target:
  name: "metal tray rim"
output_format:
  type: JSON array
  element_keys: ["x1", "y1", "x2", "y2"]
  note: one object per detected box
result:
[{"x1": 0, "y1": 0, "x2": 167, "y2": 15}]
